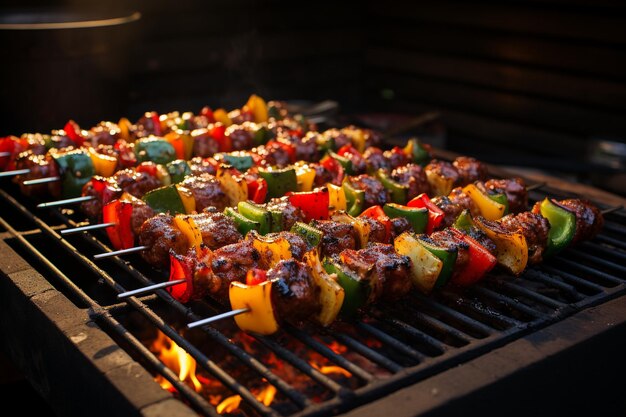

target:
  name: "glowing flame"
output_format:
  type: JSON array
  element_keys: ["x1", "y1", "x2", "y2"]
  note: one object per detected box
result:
[
  {"x1": 311, "y1": 362, "x2": 352, "y2": 378},
  {"x1": 216, "y1": 384, "x2": 277, "y2": 414},
  {"x1": 151, "y1": 331, "x2": 202, "y2": 392}
]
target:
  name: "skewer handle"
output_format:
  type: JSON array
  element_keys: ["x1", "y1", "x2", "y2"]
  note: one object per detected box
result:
[
  {"x1": 0, "y1": 169, "x2": 31, "y2": 177},
  {"x1": 94, "y1": 245, "x2": 148, "y2": 259},
  {"x1": 22, "y1": 176, "x2": 60, "y2": 185},
  {"x1": 37, "y1": 195, "x2": 95, "y2": 208},
  {"x1": 187, "y1": 308, "x2": 251, "y2": 329},
  {"x1": 61, "y1": 222, "x2": 116, "y2": 235},
  {"x1": 117, "y1": 279, "x2": 186, "y2": 299}
]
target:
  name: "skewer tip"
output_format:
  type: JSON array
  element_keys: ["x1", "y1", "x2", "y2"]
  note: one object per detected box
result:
[{"x1": 187, "y1": 308, "x2": 251, "y2": 329}]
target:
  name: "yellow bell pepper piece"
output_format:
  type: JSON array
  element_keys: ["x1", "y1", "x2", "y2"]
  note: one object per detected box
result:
[
  {"x1": 216, "y1": 166, "x2": 248, "y2": 206},
  {"x1": 173, "y1": 215, "x2": 203, "y2": 256},
  {"x1": 425, "y1": 170, "x2": 454, "y2": 196},
  {"x1": 249, "y1": 231, "x2": 293, "y2": 269},
  {"x1": 88, "y1": 148, "x2": 117, "y2": 177},
  {"x1": 463, "y1": 184, "x2": 506, "y2": 221},
  {"x1": 246, "y1": 94, "x2": 269, "y2": 123},
  {"x1": 294, "y1": 162, "x2": 316, "y2": 192},
  {"x1": 230, "y1": 281, "x2": 279, "y2": 335},
  {"x1": 118, "y1": 117, "x2": 131, "y2": 141},
  {"x1": 474, "y1": 216, "x2": 528, "y2": 276},
  {"x1": 330, "y1": 211, "x2": 371, "y2": 248},
  {"x1": 175, "y1": 185, "x2": 196, "y2": 214},
  {"x1": 394, "y1": 232, "x2": 443, "y2": 294},
  {"x1": 342, "y1": 126, "x2": 366, "y2": 153},
  {"x1": 213, "y1": 108, "x2": 232, "y2": 126},
  {"x1": 304, "y1": 249, "x2": 344, "y2": 326},
  {"x1": 327, "y1": 183, "x2": 347, "y2": 213}
]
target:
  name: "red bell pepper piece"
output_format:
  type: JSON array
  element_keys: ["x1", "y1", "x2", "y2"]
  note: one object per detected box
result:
[
  {"x1": 63, "y1": 120, "x2": 86, "y2": 146},
  {"x1": 246, "y1": 268, "x2": 268, "y2": 286},
  {"x1": 136, "y1": 161, "x2": 158, "y2": 177},
  {"x1": 246, "y1": 176, "x2": 268, "y2": 204},
  {"x1": 102, "y1": 200, "x2": 135, "y2": 250},
  {"x1": 91, "y1": 177, "x2": 121, "y2": 206},
  {"x1": 359, "y1": 205, "x2": 392, "y2": 243},
  {"x1": 114, "y1": 140, "x2": 137, "y2": 168},
  {"x1": 320, "y1": 154, "x2": 345, "y2": 185},
  {"x1": 449, "y1": 228, "x2": 497, "y2": 286},
  {"x1": 200, "y1": 106, "x2": 216, "y2": 123},
  {"x1": 288, "y1": 187, "x2": 330, "y2": 222},
  {"x1": 407, "y1": 193, "x2": 445, "y2": 233},
  {"x1": 0, "y1": 137, "x2": 15, "y2": 170},
  {"x1": 211, "y1": 123, "x2": 231, "y2": 152},
  {"x1": 150, "y1": 112, "x2": 162, "y2": 136},
  {"x1": 168, "y1": 252, "x2": 194, "y2": 303}
]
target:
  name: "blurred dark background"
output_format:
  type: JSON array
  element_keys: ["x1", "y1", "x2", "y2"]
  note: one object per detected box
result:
[{"x1": 0, "y1": 0, "x2": 625, "y2": 194}]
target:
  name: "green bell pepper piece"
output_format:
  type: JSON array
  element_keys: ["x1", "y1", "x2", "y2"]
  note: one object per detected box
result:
[
  {"x1": 290, "y1": 222, "x2": 323, "y2": 249},
  {"x1": 316, "y1": 136, "x2": 335, "y2": 153},
  {"x1": 323, "y1": 258, "x2": 369, "y2": 316},
  {"x1": 237, "y1": 201, "x2": 272, "y2": 235},
  {"x1": 258, "y1": 167, "x2": 298, "y2": 199},
  {"x1": 52, "y1": 151, "x2": 96, "y2": 199},
  {"x1": 224, "y1": 207, "x2": 260, "y2": 235},
  {"x1": 328, "y1": 150, "x2": 353, "y2": 175},
  {"x1": 488, "y1": 193, "x2": 509, "y2": 216},
  {"x1": 383, "y1": 203, "x2": 428, "y2": 233},
  {"x1": 454, "y1": 209, "x2": 474, "y2": 233},
  {"x1": 166, "y1": 160, "x2": 192, "y2": 184},
  {"x1": 269, "y1": 209, "x2": 284, "y2": 233},
  {"x1": 142, "y1": 185, "x2": 186, "y2": 214},
  {"x1": 406, "y1": 137, "x2": 430, "y2": 165},
  {"x1": 253, "y1": 125, "x2": 272, "y2": 146},
  {"x1": 218, "y1": 152, "x2": 254, "y2": 171},
  {"x1": 539, "y1": 198, "x2": 576, "y2": 257},
  {"x1": 267, "y1": 104, "x2": 283, "y2": 120},
  {"x1": 417, "y1": 237, "x2": 458, "y2": 289},
  {"x1": 343, "y1": 181, "x2": 365, "y2": 216},
  {"x1": 377, "y1": 169, "x2": 408, "y2": 204},
  {"x1": 135, "y1": 137, "x2": 176, "y2": 165}
]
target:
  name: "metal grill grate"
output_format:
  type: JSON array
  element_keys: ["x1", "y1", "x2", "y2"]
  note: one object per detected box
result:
[{"x1": 0, "y1": 180, "x2": 624, "y2": 417}]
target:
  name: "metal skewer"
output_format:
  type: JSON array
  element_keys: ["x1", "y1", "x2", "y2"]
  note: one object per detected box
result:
[
  {"x1": 117, "y1": 279, "x2": 186, "y2": 299},
  {"x1": 602, "y1": 205, "x2": 623, "y2": 215},
  {"x1": 22, "y1": 176, "x2": 60, "y2": 185},
  {"x1": 0, "y1": 151, "x2": 11, "y2": 157},
  {"x1": 527, "y1": 182, "x2": 546, "y2": 191},
  {"x1": 93, "y1": 245, "x2": 148, "y2": 259},
  {"x1": 61, "y1": 222, "x2": 115, "y2": 235},
  {"x1": 187, "y1": 308, "x2": 251, "y2": 329},
  {"x1": 37, "y1": 195, "x2": 95, "y2": 208},
  {"x1": 0, "y1": 168, "x2": 31, "y2": 177}
]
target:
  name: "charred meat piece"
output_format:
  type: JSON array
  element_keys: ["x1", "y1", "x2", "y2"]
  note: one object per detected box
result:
[
  {"x1": 448, "y1": 187, "x2": 480, "y2": 217},
  {"x1": 360, "y1": 216, "x2": 387, "y2": 244},
  {"x1": 253, "y1": 141, "x2": 292, "y2": 167},
  {"x1": 188, "y1": 156, "x2": 217, "y2": 176},
  {"x1": 391, "y1": 163, "x2": 431, "y2": 200},
  {"x1": 499, "y1": 212, "x2": 550, "y2": 264},
  {"x1": 14, "y1": 152, "x2": 60, "y2": 198},
  {"x1": 288, "y1": 131, "x2": 319, "y2": 162},
  {"x1": 188, "y1": 208, "x2": 242, "y2": 249},
  {"x1": 269, "y1": 259, "x2": 321, "y2": 323},
  {"x1": 484, "y1": 178, "x2": 528, "y2": 213},
  {"x1": 226, "y1": 124, "x2": 254, "y2": 150},
  {"x1": 321, "y1": 128, "x2": 351, "y2": 149},
  {"x1": 310, "y1": 220, "x2": 359, "y2": 257},
  {"x1": 212, "y1": 240, "x2": 261, "y2": 300},
  {"x1": 89, "y1": 121, "x2": 120, "y2": 146},
  {"x1": 115, "y1": 169, "x2": 163, "y2": 199},
  {"x1": 423, "y1": 229, "x2": 470, "y2": 280},
  {"x1": 453, "y1": 156, "x2": 488, "y2": 185},
  {"x1": 312, "y1": 162, "x2": 338, "y2": 187},
  {"x1": 383, "y1": 148, "x2": 410, "y2": 170},
  {"x1": 431, "y1": 195, "x2": 464, "y2": 229},
  {"x1": 130, "y1": 199, "x2": 155, "y2": 236},
  {"x1": 265, "y1": 196, "x2": 305, "y2": 230},
  {"x1": 191, "y1": 128, "x2": 220, "y2": 157},
  {"x1": 467, "y1": 228, "x2": 497, "y2": 255},
  {"x1": 425, "y1": 160, "x2": 460, "y2": 188},
  {"x1": 139, "y1": 214, "x2": 191, "y2": 269},
  {"x1": 363, "y1": 147, "x2": 388, "y2": 172},
  {"x1": 348, "y1": 174, "x2": 390, "y2": 208},
  {"x1": 340, "y1": 244, "x2": 412, "y2": 302},
  {"x1": 390, "y1": 216, "x2": 412, "y2": 239},
  {"x1": 179, "y1": 174, "x2": 229, "y2": 212},
  {"x1": 340, "y1": 147, "x2": 367, "y2": 174}
]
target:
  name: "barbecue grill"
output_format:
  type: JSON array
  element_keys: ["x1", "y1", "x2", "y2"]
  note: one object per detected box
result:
[{"x1": 1, "y1": 149, "x2": 624, "y2": 417}]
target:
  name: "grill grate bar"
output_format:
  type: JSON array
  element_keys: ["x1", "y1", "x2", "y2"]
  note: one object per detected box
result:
[
  {"x1": 413, "y1": 294, "x2": 495, "y2": 336},
  {"x1": 372, "y1": 315, "x2": 449, "y2": 353},
  {"x1": 496, "y1": 279, "x2": 566, "y2": 310},
  {"x1": 553, "y1": 257, "x2": 624, "y2": 285},
  {"x1": 395, "y1": 306, "x2": 476, "y2": 345},
  {"x1": 578, "y1": 241, "x2": 626, "y2": 263},
  {"x1": 252, "y1": 334, "x2": 346, "y2": 395},
  {"x1": 355, "y1": 321, "x2": 426, "y2": 363},
  {"x1": 602, "y1": 220, "x2": 626, "y2": 235},
  {"x1": 330, "y1": 332, "x2": 403, "y2": 373},
  {"x1": 284, "y1": 326, "x2": 375, "y2": 383},
  {"x1": 540, "y1": 265, "x2": 606, "y2": 293},
  {"x1": 595, "y1": 234, "x2": 626, "y2": 251},
  {"x1": 468, "y1": 286, "x2": 547, "y2": 320},
  {"x1": 568, "y1": 249, "x2": 626, "y2": 274},
  {"x1": 522, "y1": 269, "x2": 583, "y2": 302},
  {"x1": 438, "y1": 291, "x2": 522, "y2": 329}
]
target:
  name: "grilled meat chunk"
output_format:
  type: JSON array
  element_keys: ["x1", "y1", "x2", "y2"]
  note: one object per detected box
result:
[
  {"x1": 310, "y1": 220, "x2": 359, "y2": 257},
  {"x1": 188, "y1": 208, "x2": 242, "y2": 249},
  {"x1": 390, "y1": 217, "x2": 412, "y2": 239},
  {"x1": 191, "y1": 128, "x2": 220, "y2": 157},
  {"x1": 179, "y1": 174, "x2": 229, "y2": 212},
  {"x1": 348, "y1": 175, "x2": 390, "y2": 208},
  {"x1": 484, "y1": 178, "x2": 528, "y2": 213},
  {"x1": 265, "y1": 196, "x2": 305, "y2": 230},
  {"x1": 453, "y1": 156, "x2": 488, "y2": 185},
  {"x1": 499, "y1": 212, "x2": 550, "y2": 264},
  {"x1": 226, "y1": 124, "x2": 254, "y2": 150},
  {"x1": 363, "y1": 147, "x2": 388, "y2": 172},
  {"x1": 448, "y1": 187, "x2": 480, "y2": 217},
  {"x1": 89, "y1": 121, "x2": 120, "y2": 146},
  {"x1": 425, "y1": 160, "x2": 460, "y2": 188},
  {"x1": 532, "y1": 199, "x2": 604, "y2": 244},
  {"x1": 130, "y1": 199, "x2": 155, "y2": 236},
  {"x1": 340, "y1": 244, "x2": 412, "y2": 302},
  {"x1": 424, "y1": 229, "x2": 470, "y2": 280},
  {"x1": 14, "y1": 153, "x2": 60, "y2": 197},
  {"x1": 188, "y1": 156, "x2": 217, "y2": 176},
  {"x1": 253, "y1": 141, "x2": 292, "y2": 167},
  {"x1": 391, "y1": 163, "x2": 430, "y2": 200},
  {"x1": 431, "y1": 195, "x2": 464, "y2": 229},
  {"x1": 212, "y1": 240, "x2": 261, "y2": 300},
  {"x1": 384, "y1": 148, "x2": 410, "y2": 170},
  {"x1": 269, "y1": 259, "x2": 321, "y2": 323},
  {"x1": 312, "y1": 162, "x2": 336, "y2": 187},
  {"x1": 139, "y1": 214, "x2": 190, "y2": 269}
]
